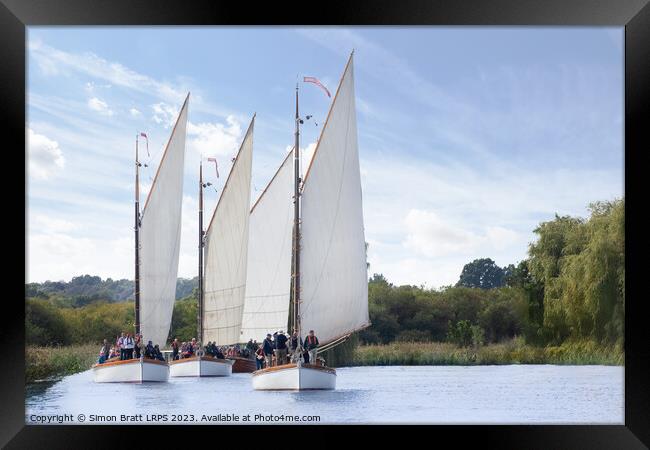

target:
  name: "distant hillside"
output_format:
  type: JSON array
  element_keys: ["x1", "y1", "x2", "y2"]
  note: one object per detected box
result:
[{"x1": 26, "y1": 274, "x2": 198, "y2": 305}]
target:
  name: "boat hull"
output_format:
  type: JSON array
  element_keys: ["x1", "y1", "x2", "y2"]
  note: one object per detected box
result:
[
  {"x1": 169, "y1": 356, "x2": 233, "y2": 377},
  {"x1": 228, "y1": 356, "x2": 257, "y2": 373},
  {"x1": 251, "y1": 363, "x2": 336, "y2": 390},
  {"x1": 92, "y1": 358, "x2": 169, "y2": 383}
]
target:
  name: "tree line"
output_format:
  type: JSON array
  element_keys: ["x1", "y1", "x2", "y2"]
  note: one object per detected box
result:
[
  {"x1": 360, "y1": 199, "x2": 624, "y2": 349},
  {"x1": 26, "y1": 198, "x2": 623, "y2": 351},
  {"x1": 26, "y1": 275, "x2": 198, "y2": 307}
]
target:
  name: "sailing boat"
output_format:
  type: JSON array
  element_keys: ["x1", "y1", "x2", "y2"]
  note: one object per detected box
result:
[
  {"x1": 169, "y1": 115, "x2": 255, "y2": 377},
  {"x1": 250, "y1": 53, "x2": 369, "y2": 390},
  {"x1": 93, "y1": 94, "x2": 190, "y2": 383}
]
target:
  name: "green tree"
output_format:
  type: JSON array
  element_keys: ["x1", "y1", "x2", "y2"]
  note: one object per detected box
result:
[
  {"x1": 527, "y1": 199, "x2": 624, "y2": 345},
  {"x1": 478, "y1": 288, "x2": 525, "y2": 343},
  {"x1": 26, "y1": 299, "x2": 69, "y2": 345},
  {"x1": 447, "y1": 320, "x2": 474, "y2": 347},
  {"x1": 457, "y1": 258, "x2": 507, "y2": 289},
  {"x1": 168, "y1": 291, "x2": 199, "y2": 344},
  {"x1": 506, "y1": 260, "x2": 545, "y2": 343}
]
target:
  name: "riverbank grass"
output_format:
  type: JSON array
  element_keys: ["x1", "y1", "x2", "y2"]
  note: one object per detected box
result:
[
  {"x1": 26, "y1": 344, "x2": 98, "y2": 383},
  {"x1": 352, "y1": 339, "x2": 623, "y2": 366}
]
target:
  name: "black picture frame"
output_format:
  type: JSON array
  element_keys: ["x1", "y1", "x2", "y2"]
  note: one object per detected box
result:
[{"x1": 3, "y1": 0, "x2": 648, "y2": 447}]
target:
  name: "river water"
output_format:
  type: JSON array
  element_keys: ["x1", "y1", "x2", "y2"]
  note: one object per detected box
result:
[{"x1": 25, "y1": 365, "x2": 623, "y2": 424}]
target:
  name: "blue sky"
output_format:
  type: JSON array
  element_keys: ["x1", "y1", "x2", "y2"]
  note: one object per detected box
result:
[{"x1": 27, "y1": 27, "x2": 624, "y2": 287}]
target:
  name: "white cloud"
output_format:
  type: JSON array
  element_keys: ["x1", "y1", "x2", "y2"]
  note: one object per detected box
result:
[
  {"x1": 130, "y1": 107, "x2": 141, "y2": 117},
  {"x1": 29, "y1": 39, "x2": 188, "y2": 105},
  {"x1": 485, "y1": 226, "x2": 521, "y2": 251},
  {"x1": 28, "y1": 128, "x2": 65, "y2": 180},
  {"x1": 187, "y1": 115, "x2": 243, "y2": 158},
  {"x1": 87, "y1": 97, "x2": 113, "y2": 116},
  {"x1": 403, "y1": 209, "x2": 481, "y2": 258},
  {"x1": 151, "y1": 102, "x2": 179, "y2": 127},
  {"x1": 359, "y1": 151, "x2": 621, "y2": 288},
  {"x1": 28, "y1": 232, "x2": 133, "y2": 282},
  {"x1": 284, "y1": 141, "x2": 317, "y2": 171},
  {"x1": 403, "y1": 209, "x2": 522, "y2": 259},
  {"x1": 27, "y1": 210, "x2": 133, "y2": 282},
  {"x1": 31, "y1": 214, "x2": 78, "y2": 233}
]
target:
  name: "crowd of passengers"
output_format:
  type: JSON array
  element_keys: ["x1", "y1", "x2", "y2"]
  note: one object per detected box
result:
[{"x1": 97, "y1": 329, "x2": 321, "y2": 368}]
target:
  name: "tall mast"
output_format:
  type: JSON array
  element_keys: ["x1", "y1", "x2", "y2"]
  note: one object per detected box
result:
[
  {"x1": 292, "y1": 83, "x2": 302, "y2": 341},
  {"x1": 134, "y1": 135, "x2": 141, "y2": 337},
  {"x1": 198, "y1": 161, "x2": 205, "y2": 343}
]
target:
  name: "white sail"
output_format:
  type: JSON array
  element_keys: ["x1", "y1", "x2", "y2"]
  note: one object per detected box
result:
[
  {"x1": 240, "y1": 151, "x2": 294, "y2": 342},
  {"x1": 202, "y1": 116, "x2": 255, "y2": 345},
  {"x1": 300, "y1": 54, "x2": 370, "y2": 345},
  {"x1": 139, "y1": 95, "x2": 189, "y2": 347}
]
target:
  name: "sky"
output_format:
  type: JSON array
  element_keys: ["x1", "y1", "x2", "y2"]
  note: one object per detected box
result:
[{"x1": 26, "y1": 27, "x2": 624, "y2": 288}]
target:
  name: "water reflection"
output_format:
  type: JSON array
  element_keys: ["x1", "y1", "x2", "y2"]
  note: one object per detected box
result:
[{"x1": 26, "y1": 365, "x2": 623, "y2": 424}]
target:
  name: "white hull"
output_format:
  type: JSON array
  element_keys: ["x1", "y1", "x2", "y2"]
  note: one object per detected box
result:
[
  {"x1": 169, "y1": 356, "x2": 233, "y2": 377},
  {"x1": 92, "y1": 359, "x2": 169, "y2": 383},
  {"x1": 252, "y1": 363, "x2": 336, "y2": 390}
]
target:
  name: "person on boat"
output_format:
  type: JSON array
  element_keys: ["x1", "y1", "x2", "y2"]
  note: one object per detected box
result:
[
  {"x1": 263, "y1": 334, "x2": 274, "y2": 367},
  {"x1": 171, "y1": 338, "x2": 180, "y2": 360},
  {"x1": 114, "y1": 335, "x2": 120, "y2": 359},
  {"x1": 108, "y1": 345, "x2": 119, "y2": 360},
  {"x1": 118, "y1": 332, "x2": 126, "y2": 360},
  {"x1": 189, "y1": 338, "x2": 197, "y2": 356},
  {"x1": 98, "y1": 339, "x2": 109, "y2": 364},
  {"x1": 255, "y1": 346, "x2": 265, "y2": 370},
  {"x1": 214, "y1": 345, "x2": 225, "y2": 359},
  {"x1": 134, "y1": 334, "x2": 142, "y2": 359},
  {"x1": 305, "y1": 330, "x2": 319, "y2": 365},
  {"x1": 153, "y1": 344, "x2": 165, "y2": 361},
  {"x1": 274, "y1": 330, "x2": 288, "y2": 366},
  {"x1": 124, "y1": 333, "x2": 135, "y2": 359},
  {"x1": 144, "y1": 340, "x2": 155, "y2": 359},
  {"x1": 289, "y1": 329, "x2": 303, "y2": 362},
  {"x1": 246, "y1": 339, "x2": 255, "y2": 353}
]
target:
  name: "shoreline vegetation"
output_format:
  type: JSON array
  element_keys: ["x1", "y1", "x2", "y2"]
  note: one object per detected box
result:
[
  {"x1": 26, "y1": 339, "x2": 623, "y2": 383},
  {"x1": 26, "y1": 198, "x2": 624, "y2": 383},
  {"x1": 26, "y1": 344, "x2": 98, "y2": 383},
  {"x1": 351, "y1": 339, "x2": 623, "y2": 367}
]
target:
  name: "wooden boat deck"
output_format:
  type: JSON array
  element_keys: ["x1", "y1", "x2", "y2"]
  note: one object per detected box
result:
[
  {"x1": 92, "y1": 357, "x2": 167, "y2": 369},
  {"x1": 252, "y1": 363, "x2": 336, "y2": 376},
  {"x1": 168, "y1": 355, "x2": 231, "y2": 365},
  {"x1": 227, "y1": 356, "x2": 257, "y2": 373}
]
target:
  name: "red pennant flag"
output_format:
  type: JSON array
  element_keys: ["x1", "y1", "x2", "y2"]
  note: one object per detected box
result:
[
  {"x1": 207, "y1": 157, "x2": 219, "y2": 178},
  {"x1": 303, "y1": 76, "x2": 331, "y2": 98},
  {"x1": 139, "y1": 132, "x2": 150, "y2": 157}
]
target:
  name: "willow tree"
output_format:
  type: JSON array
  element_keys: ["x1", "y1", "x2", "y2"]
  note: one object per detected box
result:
[{"x1": 528, "y1": 199, "x2": 624, "y2": 345}]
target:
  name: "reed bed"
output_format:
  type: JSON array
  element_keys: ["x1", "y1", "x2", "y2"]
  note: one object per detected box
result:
[
  {"x1": 25, "y1": 339, "x2": 623, "y2": 382},
  {"x1": 26, "y1": 344, "x2": 99, "y2": 383},
  {"x1": 351, "y1": 339, "x2": 623, "y2": 367}
]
